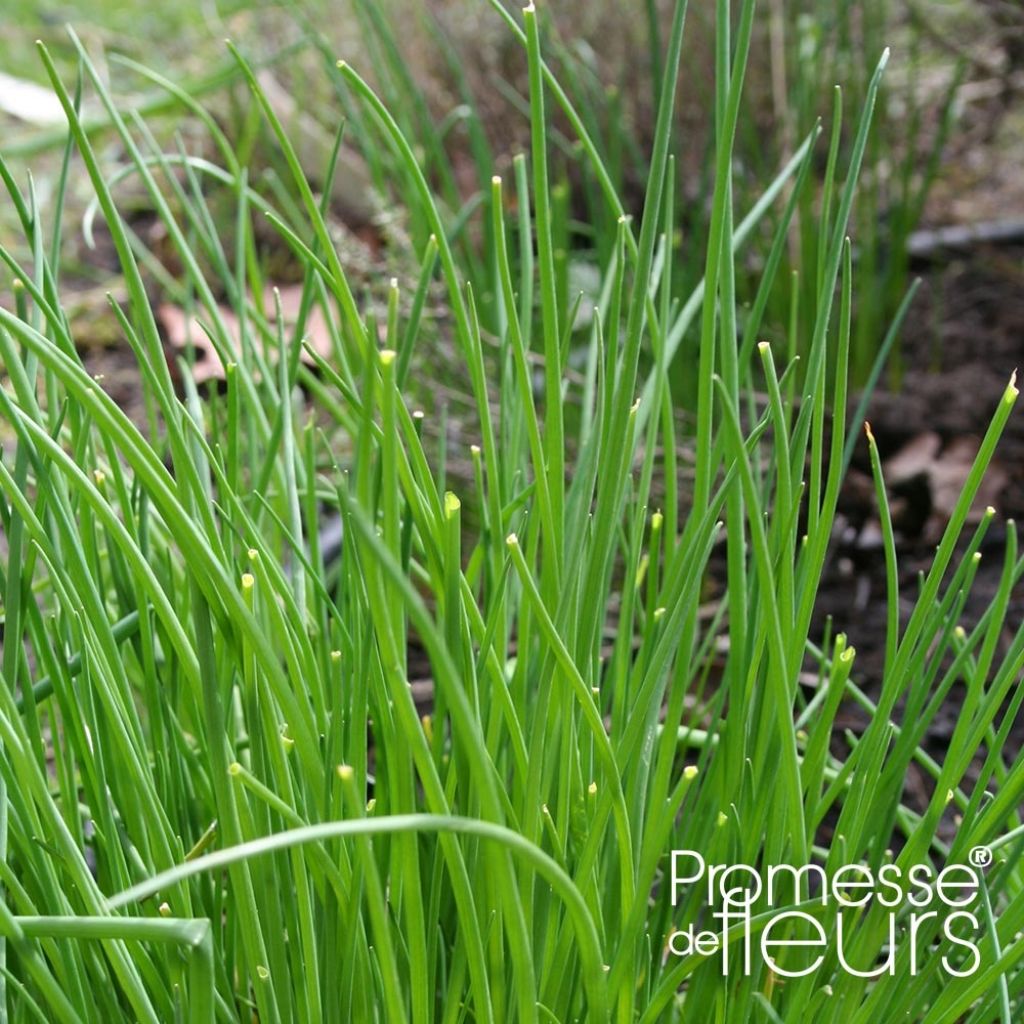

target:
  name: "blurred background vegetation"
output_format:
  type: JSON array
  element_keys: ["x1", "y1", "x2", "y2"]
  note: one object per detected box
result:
[{"x1": 0, "y1": 0, "x2": 1021, "y2": 411}]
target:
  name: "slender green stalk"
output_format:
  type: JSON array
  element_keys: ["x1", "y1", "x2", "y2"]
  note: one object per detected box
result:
[{"x1": 0, "y1": 6, "x2": 1018, "y2": 1022}]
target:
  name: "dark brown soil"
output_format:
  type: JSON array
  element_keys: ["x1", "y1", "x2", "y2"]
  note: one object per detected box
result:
[{"x1": 816, "y1": 242, "x2": 1024, "y2": 807}]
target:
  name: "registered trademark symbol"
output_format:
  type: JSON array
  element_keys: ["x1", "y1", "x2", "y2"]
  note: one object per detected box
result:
[{"x1": 969, "y1": 845, "x2": 993, "y2": 869}]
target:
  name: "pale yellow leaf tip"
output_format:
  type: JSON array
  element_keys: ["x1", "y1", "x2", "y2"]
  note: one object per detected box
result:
[
  {"x1": 683, "y1": 765, "x2": 698, "y2": 781},
  {"x1": 506, "y1": 533, "x2": 519, "y2": 547},
  {"x1": 380, "y1": 348, "x2": 396, "y2": 366},
  {"x1": 241, "y1": 573, "x2": 255, "y2": 590},
  {"x1": 337, "y1": 764, "x2": 354, "y2": 782}
]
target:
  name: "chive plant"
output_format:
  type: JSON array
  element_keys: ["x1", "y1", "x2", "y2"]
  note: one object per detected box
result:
[{"x1": 0, "y1": 2, "x2": 1021, "y2": 1022}]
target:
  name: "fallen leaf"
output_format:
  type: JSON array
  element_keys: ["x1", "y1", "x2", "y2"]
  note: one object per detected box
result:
[
  {"x1": 880, "y1": 431, "x2": 1007, "y2": 543},
  {"x1": 927, "y1": 435, "x2": 1006, "y2": 525},
  {"x1": 883, "y1": 431, "x2": 941, "y2": 484},
  {"x1": 158, "y1": 285, "x2": 336, "y2": 385},
  {"x1": 0, "y1": 72, "x2": 65, "y2": 126}
]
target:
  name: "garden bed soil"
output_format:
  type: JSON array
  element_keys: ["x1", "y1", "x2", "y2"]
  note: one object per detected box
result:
[{"x1": 816, "y1": 242, "x2": 1024, "y2": 808}]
